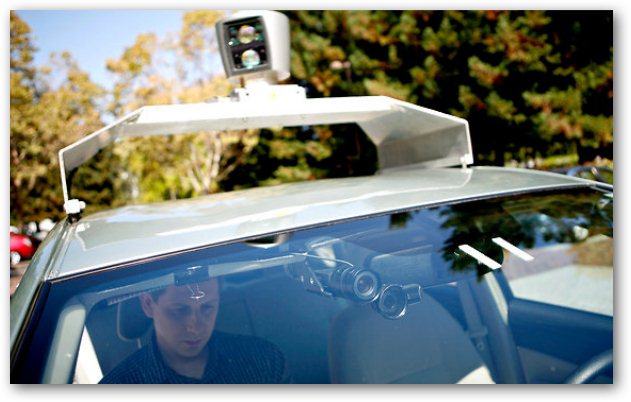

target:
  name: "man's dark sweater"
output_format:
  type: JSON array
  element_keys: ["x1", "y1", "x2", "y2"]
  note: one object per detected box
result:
[{"x1": 100, "y1": 331, "x2": 287, "y2": 384}]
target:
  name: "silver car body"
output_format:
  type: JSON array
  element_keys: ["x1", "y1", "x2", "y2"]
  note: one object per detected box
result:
[
  {"x1": 10, "y1": 90, "x2": 613, "y2": 383},
  {"x1": 50, "y1": 166, "x2": 598, "y2": 277},
  {"x1": 11, "y1": 163, "x2": 607, "y2": 346}
]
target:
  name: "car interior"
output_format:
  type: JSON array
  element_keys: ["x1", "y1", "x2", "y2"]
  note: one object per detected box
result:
[
  {"x1": 29, "y1": 191, "x2": 612, "y2": 384},
  {"x1": 81, "y1": 262, "x2": 503, "y2": 384}
]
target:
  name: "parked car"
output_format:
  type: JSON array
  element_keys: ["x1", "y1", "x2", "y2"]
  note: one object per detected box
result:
[
  {"x1": 10, "y1": 11, "x2": 613, "y2": 384},
  {"x1": 10, "y1": 232, "x2": 36, "y2": 268}
]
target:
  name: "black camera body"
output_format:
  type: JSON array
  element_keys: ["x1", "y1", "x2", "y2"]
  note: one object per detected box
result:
[
  {"x1": 316, "y1": 266, "x2": 381, "y2": 303},
  {"x1": 375, "y1": 283, "x2": 423, "y2": 320},
  {"x1": 306, "y1": 261, "x2": 423, "y2": 320}
]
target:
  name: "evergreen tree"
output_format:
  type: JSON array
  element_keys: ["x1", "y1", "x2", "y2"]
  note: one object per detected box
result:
[
  {"x1": 10, "y1": 11, "x2": 613, "y2": 226},
  {"x1": 283, "y1": 10, "x2": 613, "y2": 166}
]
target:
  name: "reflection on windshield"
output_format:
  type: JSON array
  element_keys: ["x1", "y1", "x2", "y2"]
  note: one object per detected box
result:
[
  {"x1": 72, "y1": 188, "x2": 612, "y2": 384},
  {"x1": 99, "y1": 189, "x2": 613, "y2": 322}
]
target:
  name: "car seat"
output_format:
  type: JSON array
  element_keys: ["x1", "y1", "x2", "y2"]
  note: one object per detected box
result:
[
  {"x1": 117, "y1": 296, "x2": 152, "y2": 346},
  {"x1": 327, "y1": 293, "x2": 495, "y2": 384}
]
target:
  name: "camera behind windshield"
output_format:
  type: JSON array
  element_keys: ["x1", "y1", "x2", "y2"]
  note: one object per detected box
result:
[
  {"x1": 317, "y1": 267, "x2": 381, "y2": 303},
  {"x1": 316, "y1": 266, "x2": 423, "y2": 319},
  {"x1": 375, "y1": 284, "x2": 423, "y2": 320}
]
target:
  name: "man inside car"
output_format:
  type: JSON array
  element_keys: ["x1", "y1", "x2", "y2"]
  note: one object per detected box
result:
[{"x1": 100, "y1": 277, "x2": 288, "y2": 384}]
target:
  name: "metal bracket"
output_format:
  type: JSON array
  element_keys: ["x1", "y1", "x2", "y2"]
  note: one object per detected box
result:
[
  {"x1": 231, "y1": 83, "x2": 306, "y2": 103},
  {"x1": 64, "y1": 199, "x2": 86, "y2": 215}
]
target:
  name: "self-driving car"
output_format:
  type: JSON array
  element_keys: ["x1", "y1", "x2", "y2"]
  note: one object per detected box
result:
[{"x1": 10, "y1": 11, "x2": 613, "y2": 384}]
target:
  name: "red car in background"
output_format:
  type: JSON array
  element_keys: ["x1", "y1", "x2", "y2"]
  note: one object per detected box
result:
[{"x1": 10, "y1": 232, "x2": 36, "y2": 268}]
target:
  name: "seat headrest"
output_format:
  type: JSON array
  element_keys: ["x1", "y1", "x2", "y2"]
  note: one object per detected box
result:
[
  {"x1": 116, "y1": 296, "x2": 152, "y2": 341},
  {"x1": 328, "y1": 294, "x2": 490, "y2": 383}
]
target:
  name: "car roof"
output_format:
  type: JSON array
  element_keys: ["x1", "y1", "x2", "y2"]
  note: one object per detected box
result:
[{"x1": 50, "y1": 165, "x2": 596, "y2": 278}]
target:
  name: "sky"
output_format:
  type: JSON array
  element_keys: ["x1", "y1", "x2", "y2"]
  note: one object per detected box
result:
[
  {"x1": 16, "y1": 10, "x2": 187, "y2": 89},
  {"x1": 10, "y1": 3, "x2": 630, "y2": 91}
]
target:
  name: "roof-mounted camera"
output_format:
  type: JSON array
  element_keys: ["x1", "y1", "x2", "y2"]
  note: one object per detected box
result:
[
  {"x1": 216, "y1": 10, "x2": 291, "y2": 86},
  {"x1": 58, "y1": 10, "x2": 473, "y2": 218}
]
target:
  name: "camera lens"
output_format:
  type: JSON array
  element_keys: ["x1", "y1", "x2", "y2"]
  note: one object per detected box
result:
[
  {"x1": 330, "y1": 267, "x2": 380, "y2": 302},
  {"x1": 223, "y1": 17, "x2": 269, "y2": 72},
  {"x1": 356, "y1": 274, "x2": 374, "y2": 294},
  {"x1": 377, "y1": 285, "x2": 407, "y2": 319},
  {"x1": 237, "y1": 25, "x2": 257, "y2": 44},
  {"x1": 241, "y1": 49, "x2": 261, "y2": 68},
  {"x1": 351, "y1": 270, "x2": 379, "y2": 302}
]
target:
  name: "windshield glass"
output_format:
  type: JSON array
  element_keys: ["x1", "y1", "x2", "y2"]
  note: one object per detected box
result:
[{"x1": 21, "y1": 188, "x2": 613, "y2": 384}]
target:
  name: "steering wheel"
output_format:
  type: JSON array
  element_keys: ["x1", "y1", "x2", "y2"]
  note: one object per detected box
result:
[{"x1": 564, "y1": 349, "x2": 613, "y2": 384}]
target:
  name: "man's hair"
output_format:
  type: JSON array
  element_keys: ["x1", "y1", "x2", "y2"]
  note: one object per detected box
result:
[
  {"x1": 147, "y1": 287, "x2": 167, "y2": 301},
  {"x1": 146, "y1": 277, "x2": 222, "y2": 301}
]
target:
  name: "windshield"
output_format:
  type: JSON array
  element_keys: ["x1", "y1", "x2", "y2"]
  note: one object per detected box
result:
[{"x1": 17, "y1": 188, "x2": 613, "y2": 384}]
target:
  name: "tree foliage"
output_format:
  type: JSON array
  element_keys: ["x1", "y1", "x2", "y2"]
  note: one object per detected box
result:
[
  {"x1": 284, "y1": 10, "x2": 613, "y2": 165},
  {"x1": 10, "y1": 11, "x2": 106, "y2": 226},
  {"x1": 10, "y1": 11, "x2": 613, "y2": 227},
  {"x1": 103, "y1": 11, "x2": 264, "y2": 204}
]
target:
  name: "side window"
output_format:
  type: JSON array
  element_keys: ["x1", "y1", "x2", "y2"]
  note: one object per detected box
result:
[
  {"x1": 500, "y1": 192, "x2": 613, "y2": 316},
  {"x1": 74, "y1": 328, "x2": 104, "y2": 384},
  {"x1": 503, "y1": 231, "x2": 613, "y2": 316}
]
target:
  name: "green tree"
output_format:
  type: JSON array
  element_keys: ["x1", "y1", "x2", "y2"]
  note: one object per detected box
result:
[
  {"x1": 10, "y1": 12, "x2": 106, "y2": 226},
  {"x1": 10, "y1": 11, "x2": 38, "y2": 226},
  {"x1": 10, "y1": 11, "x2": 614, "y2": 226},
  {"x1": 283, "y1": 10, "x2": 613, "y2": 166},
  {"x1": 104, "y1": 10, "x2": 265, "y2": 203}
]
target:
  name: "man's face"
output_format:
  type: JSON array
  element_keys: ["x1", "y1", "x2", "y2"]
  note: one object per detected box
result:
[{"x1": 140, "y1": 279, "x2": 220, "y2": 362}]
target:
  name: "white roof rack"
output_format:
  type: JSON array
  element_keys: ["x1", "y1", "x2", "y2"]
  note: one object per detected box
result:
[{"x1": 59, "y1": 93, "x2": 472, "y2": 215}]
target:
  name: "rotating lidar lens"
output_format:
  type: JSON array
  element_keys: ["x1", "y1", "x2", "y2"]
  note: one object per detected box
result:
[
  {"x1": 222, "y1": 17, "x2": 269, "y2": 72},
  {"x1": 241, "y1": 49, "x2": 261, "y2": 68},
  {"x1": 237, "y1": 25, "x2": 257, "y2": 44}
]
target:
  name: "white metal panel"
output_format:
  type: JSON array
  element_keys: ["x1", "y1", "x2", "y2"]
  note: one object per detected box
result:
[
  {"x1": 122, "y1": 96, "x2": 393, "y2": 135},
  {"x1": 58, "y1": 95, "x2": 472, "y2": 209}
]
